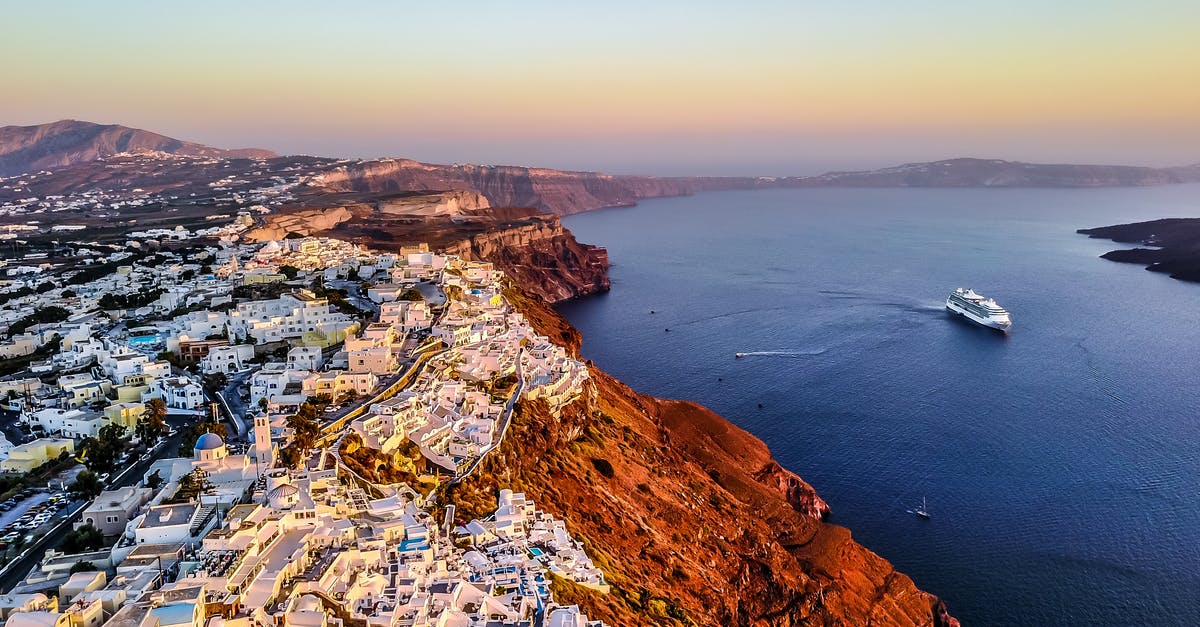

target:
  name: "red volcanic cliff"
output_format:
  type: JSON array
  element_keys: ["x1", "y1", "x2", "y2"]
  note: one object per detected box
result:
[
  {"x1": 306, "y1": 158, "x2": 768, "y2": 216},
  {"x1": 253, "y1": 192, "x2": 610, "y2": 303}
]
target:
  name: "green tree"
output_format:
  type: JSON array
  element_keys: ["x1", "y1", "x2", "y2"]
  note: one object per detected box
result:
[
  {"x1": 80, "y1": 423, "x2": 127, "y2": 473},
  {"x1": 173, "y1": 470, "x2": 212, "y2": 502},
  {"x1": 70, "y1": 561, "x2": 98, "y2": 574},
  {"x1": 278, "y1": 265, "x2": 300, "y2": 280},
  {"x1": 68, "y1": 470, "x2": 103, "y2": 501},
  {"x1": 135, "y1": 398, "x2": 169, "y2": 444},
  {"x1": 178, "y1": 420, "x2": 228, "y2": 457},
  {"x1": 61, "y1": 525, "x2": 104, "y2": 553},
  {"x1": 399, "y1": 288, "x2": 424, "y2": 301},
  {"x1": 8, "y1": 305, "x2": 71, "y2": 336},
  {"x1": 145, "y1": 469, "x2": 164, "y2": 490},
  {"x1": 287, "y1": 402, "x2": 321, "y2": 453}
]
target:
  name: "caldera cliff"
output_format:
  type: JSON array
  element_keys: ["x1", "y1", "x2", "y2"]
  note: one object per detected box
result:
[
  {"x1": 250, "y1": 190, "x2": 609, "y2": 303},
  {"x1": 348, "y1": 278, "x2": 957, "y2": 626}
]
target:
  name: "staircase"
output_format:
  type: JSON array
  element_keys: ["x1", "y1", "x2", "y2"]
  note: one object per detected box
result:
[{"x1": 189, "y1": 503, "x2": 218, "y2": 537}]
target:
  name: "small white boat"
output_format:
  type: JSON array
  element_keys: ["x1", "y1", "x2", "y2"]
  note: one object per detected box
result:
[
  {"x1": 913, "y1": 496, "x2": 931, "y2": 519},
  {"x1": 735, "y1": 353, "x2": 746, "y2": 359}
]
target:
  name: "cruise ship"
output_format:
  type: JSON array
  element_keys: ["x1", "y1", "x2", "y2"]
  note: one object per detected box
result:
[{"x1": 946, "y1": 288, "x2": 1011, "y2": 331}]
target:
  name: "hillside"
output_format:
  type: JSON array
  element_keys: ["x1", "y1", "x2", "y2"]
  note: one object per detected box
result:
[
  {"x1": 0, "y1": 119, "x2": 275, "y2": 177},
  {"x1": 796, "y1": 158, "x2": 1200, "y2": 188}
]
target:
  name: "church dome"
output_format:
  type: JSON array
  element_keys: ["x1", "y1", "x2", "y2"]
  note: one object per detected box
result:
[
  {"x1": 194, "y1": 432, "x2": 228, "y2": 462},
  {"x1": 195, "y1": 433, "x2": 225, "y2": 450},
  {"x1": 268, "y1": 483, "x2": 300, "y2": 509}
]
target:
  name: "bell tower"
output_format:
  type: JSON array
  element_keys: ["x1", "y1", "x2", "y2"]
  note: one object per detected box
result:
[{"x1": 253, "y1": 413, "x2": 274, "y2": 472}]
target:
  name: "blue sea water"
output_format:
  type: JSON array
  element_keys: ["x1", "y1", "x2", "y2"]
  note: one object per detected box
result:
[{"x1": 555, "y1": 186, "x2": 1200, "y2": 626}]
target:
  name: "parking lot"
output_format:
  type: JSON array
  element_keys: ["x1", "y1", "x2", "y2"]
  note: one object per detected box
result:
[{"x1": 0, "y1": 488, "x2": 74, "y2": 551}]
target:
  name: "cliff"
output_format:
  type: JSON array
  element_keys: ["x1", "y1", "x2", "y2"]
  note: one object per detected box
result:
[
  {"x1": 254, "y1": 191, "x2": 609, "y2": 302},
  {"x1": 1079, "y1": 218, "x2": 1200, "y2": 282},
  {"x1": 437, "y1": 287, "x2": 958, "y2": 626},
  {"x1": 441, "y1": 216, "x2": 610, "y2": 302},
  {"x1": 306, "y1": 158, "x2": 768, "y2": 216},
  {"x1": 0, "y1": 120, "x2": 275, "y2": 177}
]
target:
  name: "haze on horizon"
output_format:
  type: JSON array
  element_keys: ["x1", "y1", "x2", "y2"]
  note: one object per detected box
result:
[{"x1": 2, "y1": 0, "x2": 1197, "y2": 177}]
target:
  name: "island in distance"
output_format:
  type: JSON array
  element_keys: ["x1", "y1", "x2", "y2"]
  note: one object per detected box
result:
[{"x1": 1079, "y1": 218, "x2": 1200, "y2": 282}]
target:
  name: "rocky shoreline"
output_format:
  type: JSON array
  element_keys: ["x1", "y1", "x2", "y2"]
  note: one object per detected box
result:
[{"x1": 1078, "y1": 218, "x2": 1200, "y2": 282}]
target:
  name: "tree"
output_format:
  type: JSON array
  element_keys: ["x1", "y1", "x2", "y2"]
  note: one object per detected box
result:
[
  {"x1": 202, "y1": 372, "x2": 228, "y2": 394},
  {"x1": 8, "y1": 305, "x2": 71, "y2": 336},
  {"x1": 135, "y1": 398, "x2": 169, "y2": 444},
  {"x1": 400, "y1": 288, "x2": 424, "y2": 301},
  {"x1": 278, "y1": 265, "x2": 300, "y2": 280},
  {"x1": 70, "y1": 561, "x2": 97, "y2": 574},
  {"x1": 145, "y1": 469, "x2": 164, "y2": 490},
  {"x1": 80, "y1": 423, "x2": 127, "y2": 473},
  {"x1": 178, "y1": 420, "x2": 228, "y2": 457},
  {"x1": 68, "y1": 470, "x2": 103, "y2": 501},
  {"x1": 173, "y1": 470, "x2": 212, "y2": 502},
  {"x1": 61, "y1": 525, "x2": 104, "y2": 553},
  {"x1": 280, "y1": 400, "x2": 323, "y2": 466}
]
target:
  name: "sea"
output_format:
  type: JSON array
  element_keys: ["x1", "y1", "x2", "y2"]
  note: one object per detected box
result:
[{"x1": 555, "y1": 185, "x2": 1200, "y2": 626}]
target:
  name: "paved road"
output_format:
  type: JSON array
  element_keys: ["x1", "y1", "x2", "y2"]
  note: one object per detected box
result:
[
  {"x1": 328, "y1": 280, "x2": 379, "y2": 316},
  {"x1": 214, "y1": 369, "x2": 255, "y2": 440}
]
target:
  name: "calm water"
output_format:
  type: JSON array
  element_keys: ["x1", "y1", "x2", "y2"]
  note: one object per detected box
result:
[{"x1": 556, "y1": 186, "x2": 1200, "y2": 626}]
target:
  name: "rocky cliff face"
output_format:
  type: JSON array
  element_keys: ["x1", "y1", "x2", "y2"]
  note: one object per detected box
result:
[
  {"x1": 441, "y1": 288, "x2": 958, "y2": 627},
  {"x1": 0, "y1": 120, "x2": 276, "y2": 177},
  {"x1": 305, "y1": 155, "x2": 1200, "y2": 217},
  {"x1": 307, "y1": 158, "x2": 767, "y2": 216},
  {"x1": 442, "y1": 215, "x2": 610, "y2": 302},
  {"x1": 259, "y1": 191, "x2": 609, "y2": 302}
]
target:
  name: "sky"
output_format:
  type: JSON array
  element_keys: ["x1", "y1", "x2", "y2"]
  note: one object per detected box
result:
[{"x1": 2, "y1": 1, "x2": 1198, "y2": 176}]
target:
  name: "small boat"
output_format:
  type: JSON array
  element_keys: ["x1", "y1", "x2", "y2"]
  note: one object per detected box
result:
[
  {"x1": 735, "y1": 353, "x2": 746, "y2": 358},
  {"x1": 913, "y1": 496, "x2": 931, "y2": 519}
]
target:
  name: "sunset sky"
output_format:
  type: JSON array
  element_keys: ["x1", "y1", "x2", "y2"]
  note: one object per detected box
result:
[{"x1": 3, "y1": 1, "x2": 1197, "y2": 175}]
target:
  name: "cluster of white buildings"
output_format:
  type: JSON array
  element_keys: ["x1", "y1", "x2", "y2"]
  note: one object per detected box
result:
[
  {"x1": 0, "y1": 234, "x2": 610, "y2": 627},
  {"x1": 349, "y1": 254, "x2": 588, "y2": 477},
  {"x1": 6, "y1": 431, "x2": 605, "y2": 627}
]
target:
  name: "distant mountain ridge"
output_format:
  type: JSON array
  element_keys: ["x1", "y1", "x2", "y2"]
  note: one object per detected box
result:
[
  {"x1": 2, "y1": 120, "x2": 1197, "y2": 215},
  {"x1": 794, "y1": 157, "x2": 1200, "y2": 188},
  {"x1": 0, "y1": 119, "x2": 276, "y2": 177}
]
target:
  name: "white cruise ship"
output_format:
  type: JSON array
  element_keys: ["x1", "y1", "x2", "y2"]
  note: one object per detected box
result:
[{"x1": 946, "y1": 288, "x2": 1011, "y2": 331}]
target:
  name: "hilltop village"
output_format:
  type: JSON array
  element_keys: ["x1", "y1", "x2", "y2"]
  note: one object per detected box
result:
[{"x1": 0, "y1": 230, "x2": 605, "y2": 627}]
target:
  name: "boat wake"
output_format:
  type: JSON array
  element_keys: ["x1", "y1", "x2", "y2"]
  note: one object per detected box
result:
[{"x1": 736, "y1": 349, "x2": 827, "y2": 358}]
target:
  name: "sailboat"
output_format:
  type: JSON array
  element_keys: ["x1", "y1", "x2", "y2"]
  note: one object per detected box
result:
[{"x1": 913, "y1": 496, "x2": 931, "y2": 519}]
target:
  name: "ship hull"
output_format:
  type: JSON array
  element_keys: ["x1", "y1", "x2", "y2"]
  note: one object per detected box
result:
[{"x1": 946, "y1": 301, "x2": 1011, "y2": 332}]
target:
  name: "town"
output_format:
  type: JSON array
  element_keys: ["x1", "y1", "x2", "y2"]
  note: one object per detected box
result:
[{"x1": 0, "y1": 228, "x2": 605, "y2": 627}]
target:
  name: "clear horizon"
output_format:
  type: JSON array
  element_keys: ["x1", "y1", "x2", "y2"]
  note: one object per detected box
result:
[{"x1": 3, "y1": 1, "x2": 1198, "y2": 176}]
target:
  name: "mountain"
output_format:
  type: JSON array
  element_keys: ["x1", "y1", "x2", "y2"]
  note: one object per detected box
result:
[
  {"x1": 791, "y1": 157, "x2": 1200, "y2": 188},
  {"x1": 0, "y1": 119, "x2": 276, "y2": 177}
]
